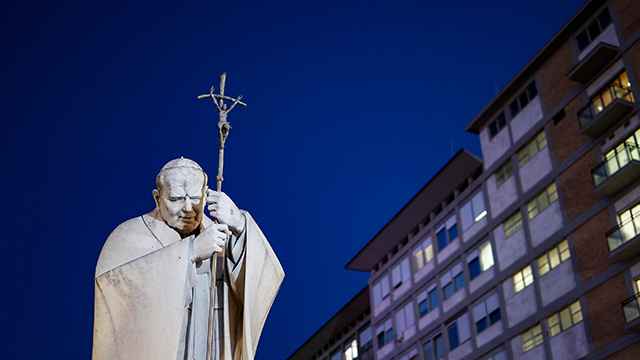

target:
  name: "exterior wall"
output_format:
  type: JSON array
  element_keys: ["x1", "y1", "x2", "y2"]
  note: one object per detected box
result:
[
  {"x1": 528, "y1": 201, "x2": 563, "y2": 248},
  {"x1": 487, "y1": 173, "x2": 518, "y2": 218},
  {"x1": 495, "y1": 224, "x2": 527, "y2": 271},
  {"x1": 539, "y1": 44, "x2": 576, "y2": 112},
  {"x1": 558, "y1": 150, "x2": 602, "y2": 221},
  {"x1": 549, "y1": 322, "x2": 590, "y2": 360},
  {"x1": 510, "y1": 335, "x2": 547, "y2": 360},
  {"x1": 476, "y1": 321, "x2": 504, "y2": 348},
  {"x1": 539, "y1": 260, "x2": 576, "y2": 306},
  {"x1": 612, "y1": 0, "x2": 640, "y2": 39},
  {"x1": 503, "y1": 277, "x2": 537, "y2": 328},
  {"x1": 547, "y1": 97, "x2": 590, "y2": 165},
  {"x1": 573, "y1": 209, "x2": 615, "y2": 282},
  {"x1": 586, "y1": 59, "x2": 624, "y2": 97},
  {"x1": 604, "y1": 343, "x2": 640, "y2": 359},
  {"x1": 627, "y1": 39, "x2": 640, "y2": 91},
  {"x1": 511, "y1": 97, "x2": 545, "y2": 143},
  {"x1": 519, "y1": 146, "x2": 553, "y2": 193},
  {"x1": 584, "y1": 273, "x2": 630, "y2": 350},
  {"x1": 448, "y1": 340, "x2": 472, "y2": 360},
  {"x1": 480, "y1": 124, "x2": 511, "y2": 169}
]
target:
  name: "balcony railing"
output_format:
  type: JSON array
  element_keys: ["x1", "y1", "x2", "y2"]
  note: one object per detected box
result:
[
  {"x1": 592, "y1": 143, "x2": 640, "y2": 187},
  {"x1": 607, "y1": 216, "x2": 640, "y2": 253},
  {"x1": 623, "y1": 293, "x2": 640, "y2": 324},
  {"x1": 578, "y1": 83, "x2": 635, "y2": 136}
]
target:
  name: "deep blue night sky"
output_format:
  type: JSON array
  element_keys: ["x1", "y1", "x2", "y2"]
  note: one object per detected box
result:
[{"x1": 1, "y1": 1, "x2": 586, "y2": 358}]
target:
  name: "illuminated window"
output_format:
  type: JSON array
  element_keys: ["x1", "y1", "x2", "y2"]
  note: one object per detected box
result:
[
  {"x1": 344, "y1": 338, "x2": 358, "y2": 360},
  {"x1": 468, "y1": 241, "x2": 494, "y2": 280},
  {"x1": 372, "y1": 275, "x2": 390, "y2": 306},
  {"x1": 418, "y1": 284, "x2": 439, "y2": 317},
  {"x1": 590, "y1": 71, "x2": 634, "y2": 117},
  {"x1": 437, "y1": 214, "x2": 458, "y2": 251},
  {"x1": 488, "y1": 112, "x2": 507, "y2": 139},
  {"x1": 513, "y1": 265, "x2": 534, "y2": 293},
  {"x1": 441, "y1": 263, "x2": 464, "y2": 300},
  {"x1": 412, "y1": 236, "x2": 434, "y2": 270},
  {"x1": 518, "y1": 131, "x2": 548, "y2": 167},
  {"x1": 521, "y1": 324, "x2": 543, "y2": 352},
  {"x1": 460, "y1": 190, "x2": 487, "y2": 231},
  {"x1": 495, "y1": 160, "x2": 514, "y2": 187},
  {"x1": 538, "y1": 240, "x2": 571, "y2": 276},
  {"x1": 473, "y1": 293, "x2": 501, "y2": 333},
  {"x1": 576, "y1": 8, "x2": 612, "y2": 52},
  {"x1": 392, "y1": 257, "x2": 411, "y2": 289},
  {"x1": 526, "y1": 182, "x2": 559, "y2": 220},
  {"x1": 503, "y1": 211, "x2": 523, "y2": 238},
  {"x1": 547, "y1": 301, "x2": 583, "y2": 337},
  {"x1": 510, "y1": 81, "x2": 538, "y2": 118},
  {"x1": 376, "y1": 318, "x2": 393, "y2": 348}
]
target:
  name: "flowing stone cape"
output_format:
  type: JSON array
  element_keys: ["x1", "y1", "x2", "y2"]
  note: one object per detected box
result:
[{"x1": 93, "y1": 209, "x2": 284, "y2": 360}]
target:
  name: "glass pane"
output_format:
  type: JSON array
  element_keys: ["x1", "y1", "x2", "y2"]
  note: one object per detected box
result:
[
  {"x1": 527, "y1": 200, "x2": 539, "y2": 220},
  {"x1": 448, "y1": 224, "x2": 458, "y2": 242},
  {"x1": 414, "y1": 250, "x2": 424, "y2": 270},
  {"x1": 547, "y1": 314, "x2": 560, "y2": 337},
  {"x1": 476, "y1": 318, "x2": 488, "y2": 333},
  {"x1": 435, "y1": 335, "x2": 444, "y2": 359},
  {"x1": 518, "y1": 148, "x2": 529, "y2": 166},
  {"x1": 480, "y1": 243, "x2": 494, "y2": 271},
  {"x1": 513, "y1": 273, "x2": 524, "y2": 293},
  {"x1": 538, "y1": 255, "x2": 550, "y2": 276},
  {"x1": 549, "y1": 248, "x2": 561, "y2": 269},
  {"x1": 444, "y1": 283, "x2": 453, "y2": 299},
  {"x1": 424, "y1": 340, "x2": 434, "y2": 360},
  {"x1": 437, "y1": 229, "x2": 448, "y2": 251},
  {"x1": 523, "y1": 266, "x2": 533, "y2": 286},
  {"x1": 489, "y1": 309, "x2": 501, "y2": 324},
  {"x1": 454, "y1": 273, "x2": 464, "y2": 291},
  {"x1": 577, "y1": 31, "x2": 589, "y2": 51},
  {"x1": 448, "y1": 323, "x2": 459, "y2": 350},
  {"x1": 560, "y1": 308, "x2": 572, "y2": 330},
  {"x1": 429, "y1": 289, "x2": 439, "y2": 308},
  {"x1": 419, "y1": 299, "x2": 429, "y2": 317},
  {"x1": 598, "y1": 8, "x2": 611, "y2": 28},
  {"x1": 538, "y1": 192, "x2": 550, "y2": 212},
  {"x1": 425, "y1": 244, "x2": 434, "y2": 263},
  {"x1": 559, "y1": 240, "x2": 571, "y2": 261},
  {"x1": 537, "y1": 131, "x2": 547, "y2": 149},
  {"x1": 570, "y1": 302, "x2": 583, "y2": 323},
  {"x1": 528, "y1": 141, "x2": 539, "y2": 158},
  {"x1": 469, "y1": 258, "x2": 481, "y2": 280}
]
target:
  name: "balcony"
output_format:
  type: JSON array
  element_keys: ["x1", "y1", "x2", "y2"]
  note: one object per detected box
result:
[
  {"x1": 622, "y1": 293, "x2": 640, "y2": 331},
  {"x1": 607, "y1": 216, "x2": 640, "y2": 261},
  {"x1": 591, "y1": 143, "x2": 640, "y2": 196},
  {"x1": 567, "y1": 43, "x2": 619, "y2": 83},
  {"x1": 578, "y1": 83, "x2": 635, "y2": 137}
]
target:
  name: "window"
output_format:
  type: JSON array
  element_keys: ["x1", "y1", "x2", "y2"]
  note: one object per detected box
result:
[
  {"x1": 331, "y1": 350, "x2": 341, "y2": 360},
  {"x1": 517, "y1": 131, "x2": 548, "y2": 167},
  {"x1": 489, "y1": 112, "x2": 507, "y2": 139},
  {"x1": 510, "y1": 81, "x2": 538, "y2": 118},
  {"x1": 547, "y1": 301, "x2": 583, "y2": 337},
  {"x1": 468, "y1": 241, "x2": 494, "y2": 280},
  {"x1": 590, "y1": 71, "x2": 634, "y2": 119},
  {"x1": 392, "y1": 257, "x2": 411, "y2": 289},
  {"x1": 597, "y1": 127, "x2": 640, "y2": 187},
  {"x1": 423, "y1": 334, "x2": 444, "y2": 360},
  {"x1": 526, "y1": 182, "x2": 559, "y2": 220},
  {"x1": 473, "y1": 293, "x2": 501, "y2": 333},
  {"x1": 521, "y1": 324, "x2": 543, "y2": 352},
  {"x1": 576, "y1": 8, "x2": 612, "y2": 52},
  {"x1": 345, "y1": 338, "x2": 358, "y2": 360},
  {"x1": 538, "y1": 239, "x2": 571, "y2": 276},
  {"x1": 495, "y1": 160, "x2": 514, "y2": 187},
  {"x1": 372, "y1": 275, "x2": 390, "y2": 306},
  {"x1": 460, "y1": 190, "x2": 487, "y2": 230},
  {"x1": 376, "y1": 318, "x2": 393, "y2": 348},
  {"x1": 359, "y1": 325, "x2": 372, "y2": 352},
  {"x1": 412, "y1": 236, "x2": 434, "y2": 270},
  {"x1": 437, "y1": 214, "x2": 458, "y2": 251},
  {"x1": 447, "y1": 313, "x2": 471, "y2": 350},
  {"x1": 395, "y1": 302, "x2": 416, "y2": 336},
  {"x1": 441, "y1": 263, "x2": 464, "y2": 299},
  {"x1": 418, "y1": 284, "x2": 439, "y2": 317},
  {"x1": 617, "y1": 202, "x2": 640, "y2": 242},
  {"x1": 513, "y1": 265, "x2": 534, "y2": 293},
  {"x1": 503, "y1": 211, "x2": 523, "y2": 238}
]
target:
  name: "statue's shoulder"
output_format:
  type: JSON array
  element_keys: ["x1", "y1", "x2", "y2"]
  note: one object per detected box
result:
[{"x1": 96, "y1": 212, "x2": 160, "y2": 277}]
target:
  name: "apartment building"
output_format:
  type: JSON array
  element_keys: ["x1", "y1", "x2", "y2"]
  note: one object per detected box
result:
[{"x1": 289, "y1": 0, "x2": 640, "y2": 359}]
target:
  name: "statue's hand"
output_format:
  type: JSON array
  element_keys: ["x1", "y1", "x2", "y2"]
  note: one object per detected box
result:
[
  {"x1": 192, "y1": 224, "x2": 229, "y2": 262},
  {"x1": 207, "y1": 190, "x2": 246, "y2": 235}
]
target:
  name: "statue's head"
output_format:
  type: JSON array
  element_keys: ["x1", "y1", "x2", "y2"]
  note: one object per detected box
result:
[{"x1": 153, "y1": 158, "x2": 208, "y2": 238}]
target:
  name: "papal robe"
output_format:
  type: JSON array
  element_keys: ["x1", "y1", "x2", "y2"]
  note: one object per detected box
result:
[{"x1": 92, "y1": 209, "x2": 284, "y2": 360}]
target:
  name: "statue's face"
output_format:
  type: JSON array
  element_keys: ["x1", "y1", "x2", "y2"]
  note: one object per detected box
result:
[{"x1": 154, "y1": 168, "x2": 206, "y2": 237}]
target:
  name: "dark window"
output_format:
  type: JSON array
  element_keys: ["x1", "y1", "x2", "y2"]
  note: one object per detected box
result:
[
  {"x1": 377, "y1": 333, "x2": 385, "y2": 348},
  {"x1": 448, "y1": 323, "x2": 459, "y2": 350},
  {"x1": 469, "y1": 258, "x2": 481, "y2": 280},
  {"x1": 419, "y1": 299, "x2": 429, "y2": 317},
  {"x1": 437, "y1": 229, "x2": 448, "y2": 251},
  {"x1": 385, "y1": 328, "x2": 393, "y2": 344},
  {"x1": 435, "y1": 335, "x2": 444, "y2": 359},
  {"x1": 429, "y1": 288, "x2": 439, "y2": 308},
  {"x1": 476, "y1": 317, "x2": 488, "y2": 333},
  {"x1": 489, "y1": 309, "x2": 502, "y2": 324},
  {"x1": 510, "y1": 81, "x2": 538, "y2": 117},
  {"x1": 448, "y1": 225, "x2": 458, "y2": 244},
  {"x1": 454, "y1": 273, "x2": 464, "y2": 291},
  {"x1": 488, "y1": 112, "x2": 507, "y2": 139},
  {"x1": 576, "y1": 8, "x2": 612, "y2": 52},
  {"x1": 423, "y1": 340, "x2": 434, "y2": 360},
  {"x1": 443, "y1": 283, "x2": 454, "y2": 299}
]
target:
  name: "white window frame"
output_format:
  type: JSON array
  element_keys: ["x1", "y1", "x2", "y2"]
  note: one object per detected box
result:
[
  {"x1": 513, "y1": 265, "x2": 534, "y2": 293},
  {"x1": 472, "y1": 293, "x2": 501, "y2": 334},
  {"x1": 392, "y1": 257, "x2": 411, "y2": 289},
  {"x1": 372, "y1": 275, "x2": 390, "y2": 306},
  {"x1": 460, "y1": 190, "x2": 487, "y2": 231}
]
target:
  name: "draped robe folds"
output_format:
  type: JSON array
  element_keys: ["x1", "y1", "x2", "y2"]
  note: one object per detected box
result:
[{"x1": 92, "y1": 209, "x2": 284, "y2": 360}]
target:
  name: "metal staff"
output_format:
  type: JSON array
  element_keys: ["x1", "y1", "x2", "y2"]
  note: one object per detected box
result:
[{"x1": 198, "y1": 73, "x2": 247, "y2": 360}]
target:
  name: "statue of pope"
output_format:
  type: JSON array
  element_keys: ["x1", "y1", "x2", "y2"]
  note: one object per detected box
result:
[{"x1": 92, "y1": 158, "x2": 284, "y2": 360}]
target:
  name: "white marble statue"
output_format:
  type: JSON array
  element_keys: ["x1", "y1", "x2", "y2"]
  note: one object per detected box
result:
[{"x1": 93, "y1": 158, "x2": 284, "y2": 360}]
